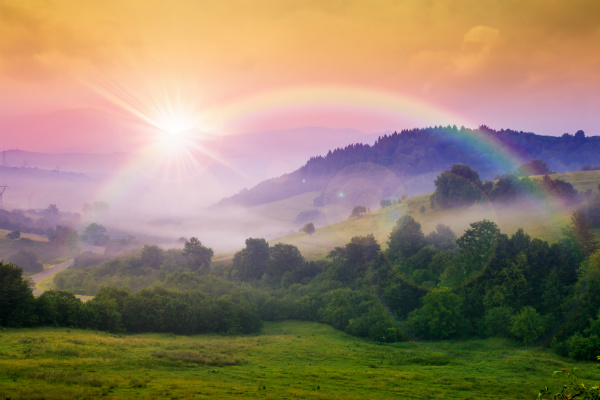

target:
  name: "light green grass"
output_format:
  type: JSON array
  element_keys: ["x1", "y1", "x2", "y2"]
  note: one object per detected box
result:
[
  {"x1": 36, "y1": 275, "x2": 55, "y2": 292},
  {"x1": 543, "y1": 170, "x2": 600, "y2": 193},
  {"x1": 0, "y1": 321, "x2": 595, "y2": 399},
  {"x1": 261, "y1": 171, "x2": 599, "y2": 260}
]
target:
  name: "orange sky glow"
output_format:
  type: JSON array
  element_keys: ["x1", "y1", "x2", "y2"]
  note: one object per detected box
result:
[{"x1": 1, "y1": 0, "x2": 599, "y2": 152}]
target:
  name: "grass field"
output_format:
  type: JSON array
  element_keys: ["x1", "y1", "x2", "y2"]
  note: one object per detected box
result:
[{"x1": 0, "y1": 321, "x2": 595, "y2": 399}]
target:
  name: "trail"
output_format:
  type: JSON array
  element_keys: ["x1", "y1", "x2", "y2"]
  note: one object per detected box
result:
[{"x1": 29, "y1": 243, "x2": 103, "y2": 300}]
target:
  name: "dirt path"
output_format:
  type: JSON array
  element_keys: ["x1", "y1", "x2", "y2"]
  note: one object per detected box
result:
[
  {"x1": 30, "y1": 259, "x2": 74, "y2": 296},
  {"x1": 28, "y1": 243, "x2": 104, "y2": 297}
]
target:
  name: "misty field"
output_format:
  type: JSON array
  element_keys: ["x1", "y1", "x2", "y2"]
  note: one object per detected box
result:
[{"x1": 0, "y1": 321, "x2": 596, "y2": 399}]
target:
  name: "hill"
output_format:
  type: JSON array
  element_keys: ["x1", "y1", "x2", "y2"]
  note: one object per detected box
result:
[
  {"x1": 219, "y1": 126, "x2": 600, "y2": 209},
  {"x1": 264, "y1": 170, "x2": 600, "y2": 260}
]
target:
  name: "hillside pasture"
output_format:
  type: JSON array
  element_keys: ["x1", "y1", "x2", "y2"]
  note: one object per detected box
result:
[{"x1": 0, "y1": 321, "x2": 595, "y2": 399}]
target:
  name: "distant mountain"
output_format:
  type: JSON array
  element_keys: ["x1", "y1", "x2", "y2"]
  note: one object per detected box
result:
[
  {"x1": 218, "y1": 126, "x2": 600, "y2": 208},
  {"x1": 0, "y1": 150, "x2": 129, "y2": 175}
]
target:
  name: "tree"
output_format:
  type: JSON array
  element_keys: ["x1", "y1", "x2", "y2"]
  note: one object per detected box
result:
[
  {"x1": 407, "y1": 288, "x2": 465, "y2": 339},
  {"x1": 380, "y1": 199, "x2": 392, "y2": 208},
  {"x1": 510, "y1": 306, "x2": 544, "y2": 345},
  {"x1": 232, "y1": 238, "x2": 270, "y2": 281},
  {"x1": 141, "y1": 244, "x2": 165, "y2": 269},
  {"x1": 301, "y1": 222, "x2": 315, "y2": 235},
  {"x1": 455, "y1": 219, "x2": 498, "y2": 281},
  {"x1": 266, "y1": 243, "x2": 304, "y2": 281},
  {"x1": 431, "y1": 164, "x2": 482, "y2": 208},
  {"x1": 387, "y1": 215, "x2": 425, "y2": 261},
  {"x1": 517, "y1": 159, "x2": 554, "y2": 176},
  {"x1": 349, "y1": 205, "x2": 368, "y2": 219},
  {"x1": 43, "y1": 204, "x2": 60, "y2": 226},
  {"x1": 570, "y1": 210, "x2": 598, "y2": 256},
  {"x1": 82, "y1": 223, "x2": 109, "y2": 246},
  {"x1": 36, "y1": 290, "x2": 83, "y2": 327},
  {"x1": 49, "y1": 225, "x2": 79, "y2": 249},
  {"x1": 0, "y1": 262, "x2": 35, "y2": 326},
  {"x1": 8, "y1": 249, "x2": 43, "y2": 274},
  {"x1": 425, "y1": 224, "x2": 457, "y2": 250},
  {"x1": 183, "y1": 237, "x2": 214, "y2": 272}
]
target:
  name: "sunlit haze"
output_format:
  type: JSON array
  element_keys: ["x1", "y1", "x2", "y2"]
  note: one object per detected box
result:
[{"x1": 0, "y1": 0, "x2": 599, "y2": 249}]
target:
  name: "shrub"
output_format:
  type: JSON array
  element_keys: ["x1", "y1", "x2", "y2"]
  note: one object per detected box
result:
[
  {"x1": 7, "y1": 230, "x2": 20, "y2": 239},
  {"x1": 567, "y1": 333, "x2": 600, "y2": 361},
  {"x1": 510, "y1": 306, "x2": 544, "y2": 345},
  {"x1": 484, "y1": 306, "x2": 513, "y2": 337}
]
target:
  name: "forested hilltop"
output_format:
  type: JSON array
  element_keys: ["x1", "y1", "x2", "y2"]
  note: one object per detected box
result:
[{"x1": 219, "y1": 126, "x2": 599, "y2": 207}]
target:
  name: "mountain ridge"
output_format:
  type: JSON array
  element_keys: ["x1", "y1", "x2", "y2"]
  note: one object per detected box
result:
[{"x1": 218, "y1": 126, "x2": 600, "y2": 208}]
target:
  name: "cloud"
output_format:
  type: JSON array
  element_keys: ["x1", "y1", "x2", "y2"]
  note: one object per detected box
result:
[
  {"x1": 453, "y1": 26, "x2": 500, "y2": 75},
  {"x1": 0, "y1": 1, "x2": 113, "y2": 81}
]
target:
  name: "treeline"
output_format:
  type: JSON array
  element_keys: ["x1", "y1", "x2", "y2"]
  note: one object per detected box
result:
[
  {"x1": 1, "y1": 263, "x2": 262, "y2": 335},
  {"x1": 44, "y1": 212, "x2": 600, "y2": 361},
  {"x1": 55, "y1": 238, "x2": 214, "y2": 294},
  {"x1": 5, "y1": 165, "x2": 600, "y2": 361},
  {"x1": 430, "y1": 163, "x2": 581, "y2": 208},
  {"x1": 0, "y1": 204, "x2": 80, "y2": 236}
]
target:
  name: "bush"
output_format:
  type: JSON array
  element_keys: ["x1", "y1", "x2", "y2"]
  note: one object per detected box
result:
[
  {"x1": 7, "y1": 230, "x2": 20, "y2": 239},
  {"x1": 510, "y1": 306, "x2": 544, "y2": 345},
  {"x1": 301, "y1": 222, "x2": 315, "y2": 235},
  {"x1": 406, "y1": 289, "x2": 464, "y2": 340},
  {"x1": 567, "y1": 333, "x2": 600, "y2": 361},
  {"x1": 484, "y1": 306, "x2": 513, "y2": 337}
]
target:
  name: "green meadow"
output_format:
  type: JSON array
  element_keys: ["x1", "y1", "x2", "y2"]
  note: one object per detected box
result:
[{"x1": 0, "y1": 321, "x2": 596, "y2": 400}]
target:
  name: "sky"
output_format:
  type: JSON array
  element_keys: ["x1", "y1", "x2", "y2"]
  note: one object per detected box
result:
[{"x1": 1, "y1": 0, "x2": 599, "y2": 153}]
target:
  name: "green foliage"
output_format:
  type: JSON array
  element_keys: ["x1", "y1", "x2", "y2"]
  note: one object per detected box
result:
[
  {"x1": 425, "y1": 224, "x2": 457, "y2": 250},
  {"x1": 432, "y1": 164, "x2": 483, "y2": 208},
  {"x1": 570, "y1": 210, "x2": 598, "y2": 257},
  {"x1": 407, "y1": 288, "x2": 465, "y2": 339},
  {"x1": 183, "y1": 237, "x2": 214, "y2": 272},
  {"x1": 539, "y1": 366, "x2": 600, "y2": 400},
  {"x1": 567, "y1": 333, "x2": 600, "y2": 361},
  {"x1": 0, "y1": 261, "x2": 35, "y2": 327},
  {"x1": 441, "y1": 220, "x2": 499, "y2": 286},
  {"x1": 484, "y1": 306, "x2": 513, "y2": 337},
  {"x1": 140, "y1": 244, "x2": 164, "y2": 269},
  {"x1": 232, "y1": 238, "x2": 269, "y2": 281},
  {"x1": 510, "y1": 306, "x2": 544, "y2": 345},
  {"x1": 387, "y1": 215, "x2": 425, "y2": 262},
  {"x1": 266, "y1": 243, "x2": 304, "y2": 281},
  {"x1": 73, "y1": 251, "x2": 107, "y2": 269},
  {"x1": 36, "y1": 290, "x2": 83, "y2": 327}
]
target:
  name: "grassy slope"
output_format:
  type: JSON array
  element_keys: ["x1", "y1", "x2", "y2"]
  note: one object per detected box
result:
[
  {"x1": 261, "y1": 170, "x2": 600, "y2": 260},
  {"x1": 0, "y1": 321, "x2": 595, "y2": 400}
]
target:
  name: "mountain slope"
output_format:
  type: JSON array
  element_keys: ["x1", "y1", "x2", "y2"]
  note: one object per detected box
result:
[{"x1": 219, "y1": 126, "x2": 599, "y2": 208}]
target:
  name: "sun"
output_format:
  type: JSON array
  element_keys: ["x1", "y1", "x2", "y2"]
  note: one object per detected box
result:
[{"x1": 153, "y1": 112, "x2": 199, "y2": 154}]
